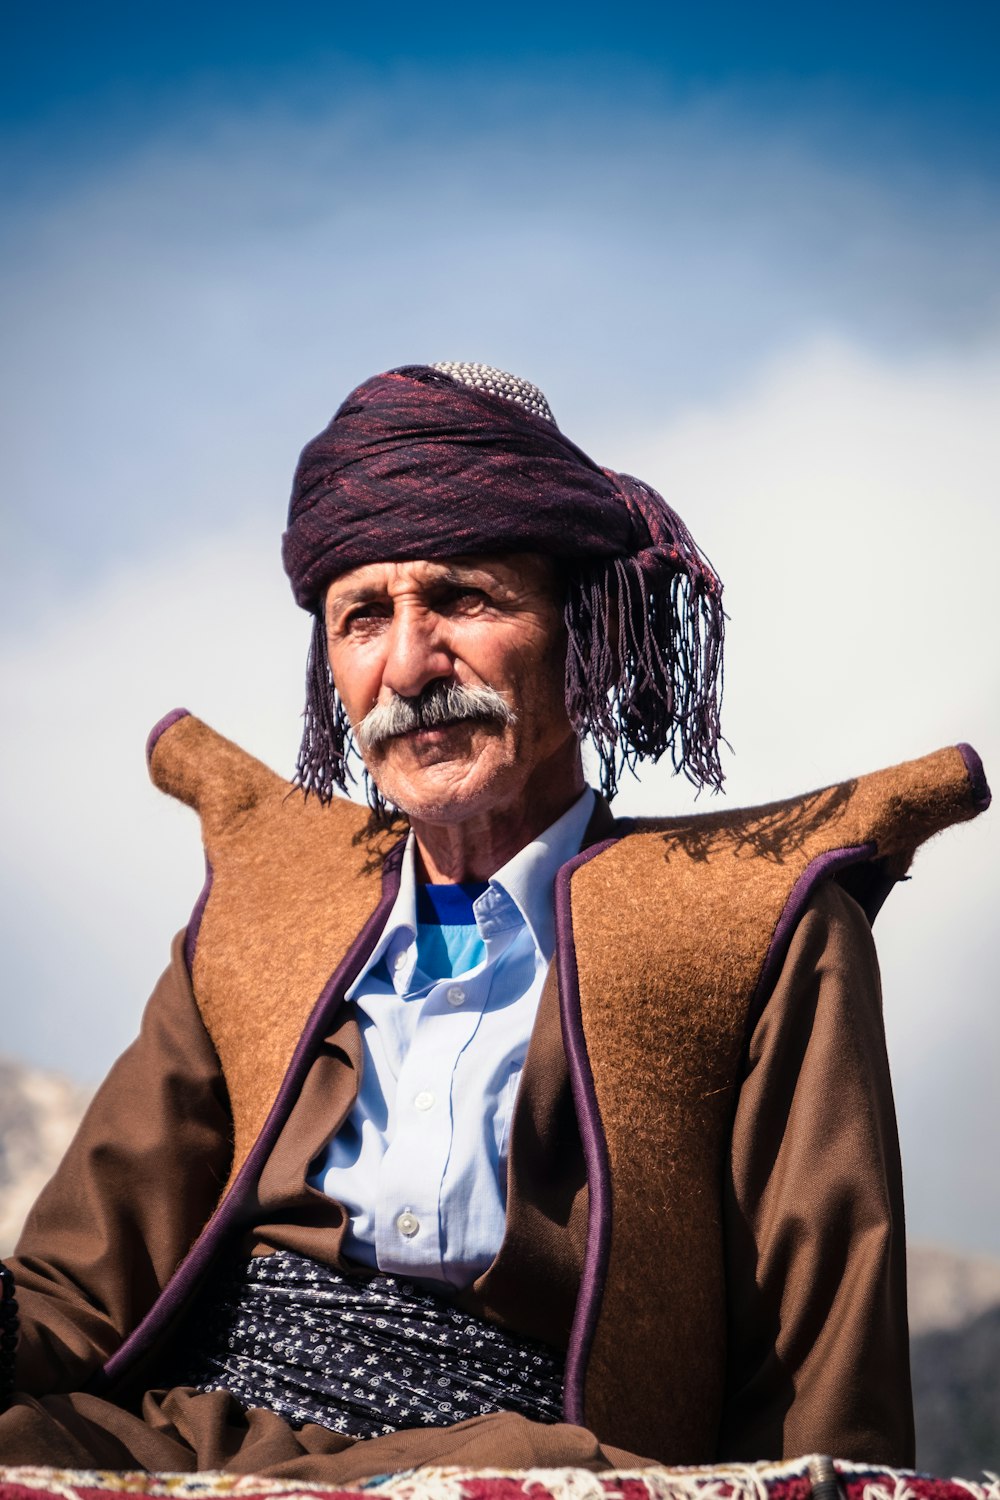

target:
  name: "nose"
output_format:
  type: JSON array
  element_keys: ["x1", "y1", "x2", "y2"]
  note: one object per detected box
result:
[{"x1": 380, "y1": 604, "x2": 454, "y2": 701}]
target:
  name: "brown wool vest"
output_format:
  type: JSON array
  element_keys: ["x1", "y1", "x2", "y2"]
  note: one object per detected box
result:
[{"x1": 147, "y1": 710, "x2": 988, "y2": 1461}]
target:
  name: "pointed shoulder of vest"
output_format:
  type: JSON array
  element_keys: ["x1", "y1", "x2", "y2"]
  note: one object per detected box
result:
[
  {"x1": 565, "y1": 745, "x2": 988, "y2": 1455},
  {"x1": 608, "y1": 741, "x2": 989, "y2": 886},
  {"x1": 144, "y1": 709, "x2": 405, "y2": 1195},
  {"x1": 144, "y1": 707, "x2": 394, "y2": 851}
]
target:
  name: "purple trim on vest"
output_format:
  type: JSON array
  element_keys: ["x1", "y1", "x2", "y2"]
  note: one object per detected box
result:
[
  {"x1": 96, "y1": 838, "x2": 406, "y2": 1392},
  {"x1": 555, "y1": 837, "x2": 619, "y2": 1427},
  {"x1": 744, "y1": 842, "x2": 878, "y2": 1036},
  {"x1": 145, "y1": 708, "x2": 191, "y2": 766},
  {"x1": 183, "y1": 859, "x2": 214, "y2": 978},
  {"x1": 957, "y1": 742, "x2": 991, "y2": 812}
]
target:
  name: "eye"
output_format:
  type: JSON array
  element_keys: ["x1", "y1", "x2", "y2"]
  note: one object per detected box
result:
[
  {"x1": 437, "y1": 584, "x2": 489, "y2": 612},
  {"x1": 340, "y1": 601, "x2": 391, "y2": 634}
]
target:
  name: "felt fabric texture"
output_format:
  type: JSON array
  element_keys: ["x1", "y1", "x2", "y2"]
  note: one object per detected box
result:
[
  {"x1": 140, "y1": 715, "x2": 985, "y2": 1465},
  {"x1": 7, "y1": 871, "x2": 913, "y2": 1467},
  {"x1": 564, "y1": 743, "x2": 981, "y2": 1458},
  {"x1": 148, "y1": 713, "x2": 401, "y2": 1188}
]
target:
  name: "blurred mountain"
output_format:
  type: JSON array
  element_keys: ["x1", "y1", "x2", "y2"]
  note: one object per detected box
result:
[
  {"x1": 912, "y1": 1300, "x2": 1000, "y2": 1477},
  {"x1": 907, "y1": 1244, "x2": 1000, "y2": 1476},
  {"x1": 908, "y1": 1242, "x2": 1000, "y2": 1336},
  {"x1": 0, "y1": 1053, "x2": 997, "y2": 1474},
  {"x1": 0, "y1": 1053, "x2": 91, "y2": 1255}
]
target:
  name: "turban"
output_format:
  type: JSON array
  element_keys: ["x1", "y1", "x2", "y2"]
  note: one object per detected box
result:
[{"x1": 283, "y1": 363, "x2": 725, "y2": 804}]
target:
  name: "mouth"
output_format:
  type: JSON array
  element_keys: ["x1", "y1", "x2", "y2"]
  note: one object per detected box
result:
[{"x1": 390, "y1": 715, "x2": 499, "y2": 746}]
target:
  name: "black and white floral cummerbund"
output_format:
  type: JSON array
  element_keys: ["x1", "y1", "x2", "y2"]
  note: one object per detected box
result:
[{"x1": 178, "y1": 1249, "x2": 565, "y2": 1438}]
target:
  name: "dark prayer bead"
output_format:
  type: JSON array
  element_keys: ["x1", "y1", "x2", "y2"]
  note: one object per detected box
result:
[{"x1": 0, "y1": 1262, "x2": 17, "y2": 1413}]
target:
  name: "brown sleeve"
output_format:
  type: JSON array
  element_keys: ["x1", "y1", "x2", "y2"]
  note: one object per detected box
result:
[
  {"x1": 9, "y1": 932, "x2": 232, "y2": 1394},
  {"x1": 719, "y1": 881, "x2": 914, "y2": 1465}
]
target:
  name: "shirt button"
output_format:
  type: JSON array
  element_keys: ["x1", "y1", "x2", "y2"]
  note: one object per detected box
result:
[
  {"x1": 414, "y1": 1090, "x2": 435, "y2": 1112},
  {"x1": 446, "y1": 985, "x2": 465, "y2": 1006},
  {"x1": 396, "y1": 1211, "x2": 419, "y2": 1237},
  {"x1": 393, "y1": 951, "x2": 408, "y2": 972}
]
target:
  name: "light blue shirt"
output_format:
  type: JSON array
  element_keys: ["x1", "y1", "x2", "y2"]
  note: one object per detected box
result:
[{"x1": 308, "y1": 786, "x2": 596, "y2": 1289}]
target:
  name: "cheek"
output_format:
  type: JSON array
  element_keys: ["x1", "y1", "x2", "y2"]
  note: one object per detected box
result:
[
  {"x1": 506, "y1": 638, "x2": 570, "y2": 736},
  {"x1": 327, "y1": 640, "x2": 382, "y2": 720}
]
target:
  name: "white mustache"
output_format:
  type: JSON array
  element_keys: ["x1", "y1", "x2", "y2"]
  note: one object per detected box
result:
[{"x1": 354, "y1": 682, "x2": 516, "y2": 752}]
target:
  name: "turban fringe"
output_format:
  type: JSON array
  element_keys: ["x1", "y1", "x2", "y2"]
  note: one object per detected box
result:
[
  {"x1": 565, "y1": 473, "x2": 726, "y2": 796},
  {"x1": 283, "y1": 366, "x2": 726, "y2": 802}
]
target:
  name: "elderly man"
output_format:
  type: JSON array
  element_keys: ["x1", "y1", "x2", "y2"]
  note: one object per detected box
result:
[{"x1": 0, "y1": 363, "x2": 989, "y2": 1477}]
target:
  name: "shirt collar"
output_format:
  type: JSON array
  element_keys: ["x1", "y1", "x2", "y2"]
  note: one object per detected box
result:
[
  {"x1": 475, "y1": 786, "x2": 595, "y2": 961},
  {"x1": 352, "y1": 786, "x2": 596, "y2": 994},
  {"x1": 352, "y1": 835, "x2": 421, "y2": 995}
]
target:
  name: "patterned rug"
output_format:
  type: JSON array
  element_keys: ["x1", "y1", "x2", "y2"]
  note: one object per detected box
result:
[{"x1": 0, "y1": 1457, "x2": 998, "y2": 1500}]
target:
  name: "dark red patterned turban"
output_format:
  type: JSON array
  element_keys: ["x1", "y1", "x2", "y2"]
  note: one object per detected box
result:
[{"x1": 283, "y1": 363, "x2": 725, "y2": 805}]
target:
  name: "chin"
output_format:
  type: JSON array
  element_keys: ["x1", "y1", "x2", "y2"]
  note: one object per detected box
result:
[{"x1": 371, "y1": 749, "x2": 513, "y2": 824}]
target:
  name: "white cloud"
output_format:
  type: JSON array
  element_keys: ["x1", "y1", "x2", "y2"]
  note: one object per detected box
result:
[
  {"x1": 3, "y1": 78, "x2": 999, "y2": 614},
  {"x1": 0, "y1": 520, "x2": 311, "y2": 1060},
  {"x1": 619, "y1": 335, "x2": 1000, "y2": 799},
  {"x1": 2, "y1": 332, "x2": 998, "y2": 1250}
]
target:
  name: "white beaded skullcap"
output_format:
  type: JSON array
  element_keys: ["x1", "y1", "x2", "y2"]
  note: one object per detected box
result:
[{"x1": 430, "y1": 361, "x2": 556, "y2": 426}]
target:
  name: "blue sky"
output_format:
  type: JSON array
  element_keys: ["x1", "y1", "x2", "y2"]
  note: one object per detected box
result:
[
  {"x1": 6, "y1": 2, "x2": 1000, "y2": 220},
  {"x1": 5, "y1": 7, "x2": 999, "y2": 612},
  {"x1": 6, "y1": 1, "x2": 1000, "y2": 139},
  {"x1": 2, "y1": 2, "x2": 999, "y2": 1253}
]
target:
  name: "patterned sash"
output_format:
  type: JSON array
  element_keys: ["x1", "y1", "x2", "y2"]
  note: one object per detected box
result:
[{"x1": 178, "y1": 1250, "x2": 564, "y2": 1438}]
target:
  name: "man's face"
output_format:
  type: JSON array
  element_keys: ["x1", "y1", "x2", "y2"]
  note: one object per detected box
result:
[{"x1": 324, "y1": 553, "x2": 575, "y2": 824}]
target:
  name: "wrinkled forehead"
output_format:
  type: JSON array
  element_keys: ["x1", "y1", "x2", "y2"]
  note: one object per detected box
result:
[{"x1": 323, "y1": 552, "x2": 561, "y2": 609}]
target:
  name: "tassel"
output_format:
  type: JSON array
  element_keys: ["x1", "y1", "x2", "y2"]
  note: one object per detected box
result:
[
  {"x1": 295, "y1": 617, "x2": 395, "y2": 821},
  {"x1": 564, "y1": 474, "x2": 727, "y2": 800}
]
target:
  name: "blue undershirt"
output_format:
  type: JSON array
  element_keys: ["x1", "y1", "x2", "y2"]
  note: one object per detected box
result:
[{"x1": 413, "y1": 882, "x2": 488, "y2": 979}]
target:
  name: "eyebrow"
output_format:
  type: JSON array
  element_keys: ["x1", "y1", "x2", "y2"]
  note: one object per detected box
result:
[
  {"x1": 327, "y1": 564, "x2": 487, "y2": 612},
  {"x1": 326, "y1": 583, "x2": 383, "y2": 610}
]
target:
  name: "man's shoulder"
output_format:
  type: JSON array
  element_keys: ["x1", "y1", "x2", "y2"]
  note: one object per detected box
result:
[
  {"x1": 145, "y1": 707, "x2": 398, "y2": 851},
  {"x1": 603, "y1": 741, "x2": 987, "y2": 891}
]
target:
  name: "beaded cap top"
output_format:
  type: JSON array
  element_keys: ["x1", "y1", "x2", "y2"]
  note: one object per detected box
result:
[{"x1": 430, "y1": 361, "x2": 556, "y2": 425}]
